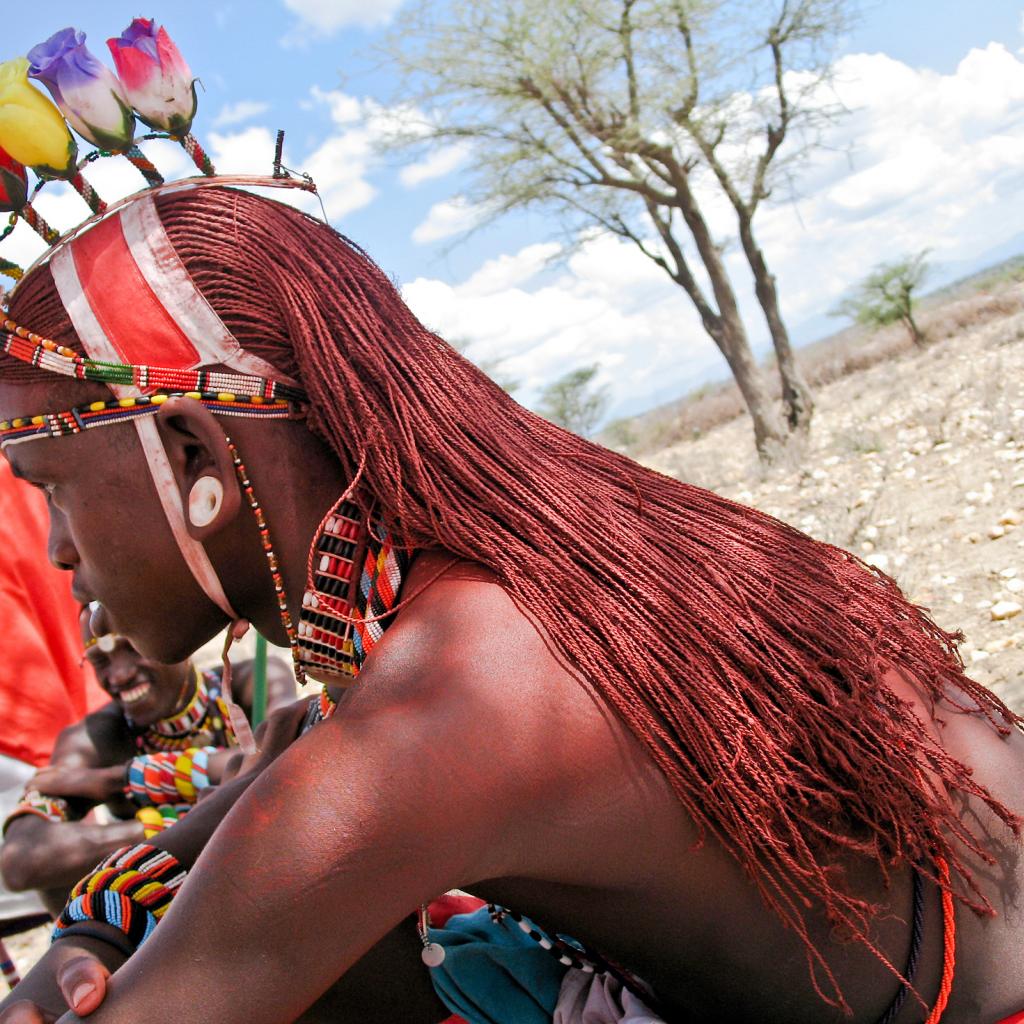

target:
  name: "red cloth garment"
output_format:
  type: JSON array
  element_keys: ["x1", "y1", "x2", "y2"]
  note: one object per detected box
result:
[
  {"x1": 0, "y1": 459, "x2": 106, "y2": 765},
  {"x1": 996, "y1": 1013, "x2": 1024, "y2": 1023}
]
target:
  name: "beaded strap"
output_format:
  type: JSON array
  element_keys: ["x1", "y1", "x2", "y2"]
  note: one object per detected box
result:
[
  {"x1": 486, "y1": 904, "x2": 652, "y2": 1004},
  {"x1": 2, "y1": 788, "x2": 70, "y2": 834},
  {"x1": 52, "y1": 844, "x2": 186, "y2": 952},
  {"x1": 0, "y1": 316, "x2": 305, "y2": 402},
  {"x1": 126, "y1": 747, "x2": 215, "y2": 808}
]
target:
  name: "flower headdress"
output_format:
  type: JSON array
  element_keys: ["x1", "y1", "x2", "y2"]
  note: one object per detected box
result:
[{"x1": 0, "y1": 19, "x2": 315, "y2": 283}]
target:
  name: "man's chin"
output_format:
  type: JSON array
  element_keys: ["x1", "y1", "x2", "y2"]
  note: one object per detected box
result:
[{"x1": 105, "y1": 615, "x2": 195, "y2": 666}]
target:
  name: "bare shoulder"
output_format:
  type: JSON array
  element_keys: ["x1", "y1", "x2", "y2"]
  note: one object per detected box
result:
[
  {"x1": 366, "y1": 552, "x2": 586, "y2": 718},
  {"x1": 349, "y1": 553, "x2": 687, "y2": 864}
]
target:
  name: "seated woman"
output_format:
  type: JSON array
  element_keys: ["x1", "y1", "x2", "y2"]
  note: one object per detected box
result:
[
  {"x1": 0, "y1": 608, "x2": 294, "y2": 915},
  {"x1": 0, "y1": 183, "x2": 1021, "y2": 1024}
]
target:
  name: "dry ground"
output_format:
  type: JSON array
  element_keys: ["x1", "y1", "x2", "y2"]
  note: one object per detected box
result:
[{"x1": 643, "y1": 280, "x2": 1024, "y2": 710}]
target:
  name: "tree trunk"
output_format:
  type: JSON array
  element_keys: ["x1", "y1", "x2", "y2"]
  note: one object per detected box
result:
[
  {"x1": 737, "y1": 216, "x2": 814, "y2": 433},
  {"x1": 709, "y1": 312, "x2": 787, "y2": 459},
  {"x1": 902, "y1": 312, "x2": 926, "y2": 348},
  {"x1": 665, "y1": 179, "x2": 787, "y2": 458}
]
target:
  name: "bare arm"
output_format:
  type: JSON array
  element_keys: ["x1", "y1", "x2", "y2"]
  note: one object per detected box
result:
[
  {"x1": 0, "y1": 700, "x2": 313, "y2": 1020},
  {"x1": 1, "y1": 816, "x2": 144, "y2": 893},
  {"x1": 1, "y1": 710, "x2": 134, "y2": 892},
  {"x1": 228, "y1": 655, "x2": 297, "y2": 722}
]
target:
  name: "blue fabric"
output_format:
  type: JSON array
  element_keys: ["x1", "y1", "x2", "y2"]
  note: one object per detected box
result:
[{"x1": 427, "y1": 908, "x2": 569, "y2": 1024}]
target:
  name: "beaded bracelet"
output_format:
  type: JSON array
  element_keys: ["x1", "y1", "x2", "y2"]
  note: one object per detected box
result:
[
  {"x1": 52, "y1": 843, "x2": 186, "y2": 953},
  {"x1": 126, "y1": 747, "x2": 215, "y2": 807},
  {"x1": 136, "y1": 803, "x2": 190, "y2": 839},
  {"x1": 2, "y1": 788, "x2": 70, "y2": 834}
]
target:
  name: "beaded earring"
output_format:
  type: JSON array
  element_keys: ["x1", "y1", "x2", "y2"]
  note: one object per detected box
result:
[
  {"x1": 298, "y1": 497, "x2": 366, "y2": 681},
  {"x1": 298, "y1": 499, "x2": 413, "y2": 684}
]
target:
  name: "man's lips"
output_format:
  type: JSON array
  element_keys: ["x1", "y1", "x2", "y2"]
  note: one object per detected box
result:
[{"x1": 88, "y1": 602, "x2": 115, "y2": 639}]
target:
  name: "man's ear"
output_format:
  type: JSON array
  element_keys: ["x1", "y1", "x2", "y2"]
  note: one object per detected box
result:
[{"x1": 154, "y1": 396, "x2": 241, "y2": 541}]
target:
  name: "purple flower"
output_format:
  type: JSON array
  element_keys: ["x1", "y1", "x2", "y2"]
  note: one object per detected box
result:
[
  {"x1": 28, "y1": 28, "x2": 135, "y2": 151},
  {"x1": 108, "y1": 19, "x2": 196, "y2": 137}
]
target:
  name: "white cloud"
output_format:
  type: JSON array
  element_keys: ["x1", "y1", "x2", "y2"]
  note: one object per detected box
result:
[
  {"x1": 214, "y1": 100, "x2": 271, "y2": 128},
  {"x1": 403, "y1": 233, "x2": 714, "y2": 417},
  {"x1": 281, "y1": 0, "x2": 404, "y2": 43},
  {"x1": 412, "y1": 198, "x2": 486, "y2": 244},
  {"x1": 400, "y1": 42, "x2": 1024, "y2": 421},
  {"x1": 399, "y1": 143, "x2": 471, "y2": 187},
  {"x1": 206, "y1": 87, "x2": 419, "y2": 221}
]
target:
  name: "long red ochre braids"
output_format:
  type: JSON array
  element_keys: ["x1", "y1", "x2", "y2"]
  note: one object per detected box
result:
[{"x1": 4, "y1": 187, "x2": 1021, "y2": 1006}]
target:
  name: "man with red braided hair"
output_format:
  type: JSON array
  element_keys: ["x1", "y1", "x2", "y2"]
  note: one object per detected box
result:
[{"x1": 0, "y1": 181, "x2": 1022, "y2": 1024}]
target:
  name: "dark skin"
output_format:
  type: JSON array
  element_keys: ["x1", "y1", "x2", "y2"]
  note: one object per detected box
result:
[
  {"x1": 0, "y1": 376, "x2": 1022, "y2": 1023},
  {"x1": 1, "y1": 606, "x2": 294, "y2": 912}
]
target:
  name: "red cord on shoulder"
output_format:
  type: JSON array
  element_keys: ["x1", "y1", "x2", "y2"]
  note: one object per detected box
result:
[{"x1": 924, "y1": 857, "x2": 955, "y2": 1024}]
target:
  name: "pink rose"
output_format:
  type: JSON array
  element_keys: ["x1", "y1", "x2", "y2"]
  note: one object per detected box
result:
[{"x1": 107, "y1": 19, "x2": 196, "y2": 136}]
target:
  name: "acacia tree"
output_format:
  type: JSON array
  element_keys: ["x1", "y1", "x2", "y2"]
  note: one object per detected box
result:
[
  {"x1": 833, "y1": 251, "x2": 930, "y2": 347},
  {"x1": 383, "y1": 0, "x2": 849, "y2": 455},
  {"x1": 537, "y1": 363, "x2": 610, "y2": 436},
  {"x1": 674, "y1": 0, "x2": 848, "y2": 431}
]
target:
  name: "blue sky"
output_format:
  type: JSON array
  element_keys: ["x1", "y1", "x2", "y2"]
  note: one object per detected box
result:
[{"x1": 5, "y1": 2, "x2": 1023, "y2": 421}]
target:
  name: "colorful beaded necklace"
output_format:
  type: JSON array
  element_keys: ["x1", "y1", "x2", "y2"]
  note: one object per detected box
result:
[{"x1": 137, "y1": 666, "x2": 233, "y2": 753}]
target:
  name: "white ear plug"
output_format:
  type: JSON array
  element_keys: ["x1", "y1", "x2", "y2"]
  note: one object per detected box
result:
[{"x1": 188, "y1": 476, "x2": 224, "y2": 528}]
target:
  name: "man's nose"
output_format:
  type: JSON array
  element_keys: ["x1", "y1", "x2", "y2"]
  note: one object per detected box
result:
[
  {"x1": 106, "y1": 653, "x2": 140, "y2": 686},
  {"x1": 47, "y1": 506, "x2": 79, "y2": 572}
]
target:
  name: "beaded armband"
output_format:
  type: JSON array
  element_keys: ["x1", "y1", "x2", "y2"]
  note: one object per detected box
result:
[
  {"x1": 136, "y1": 803, "x2": 190, "y2": 839},
  {"x1": 52, "y1": 844, "x2": 185, "y2": 952},
  {"x1": 2, "y1": 787, "x2": 70, "y2": 834},
  {"x1": 126, "y1": 747, "x2": 215, "y2": 808}
]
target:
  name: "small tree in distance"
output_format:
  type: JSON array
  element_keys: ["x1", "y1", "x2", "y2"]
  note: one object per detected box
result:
[
  {"x1": 538, "y1": 363, "x2": 610, "y2": 436},
  {"x1": 833, "y1": 251, "x2": 930, "y2": 348}
]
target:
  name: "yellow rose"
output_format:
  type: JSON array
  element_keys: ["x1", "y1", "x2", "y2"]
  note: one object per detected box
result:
[{"x1": 0, "y1": 58, "x2": 77, "y2": 177}]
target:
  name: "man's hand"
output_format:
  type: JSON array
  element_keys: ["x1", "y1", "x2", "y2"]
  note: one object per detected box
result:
[
  {"x1": 0, "y1": 938, "x2": 123, "y2": 1023},
  {"x1": 29, "y1": 764, "x2": 124, "y2": 805}
]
